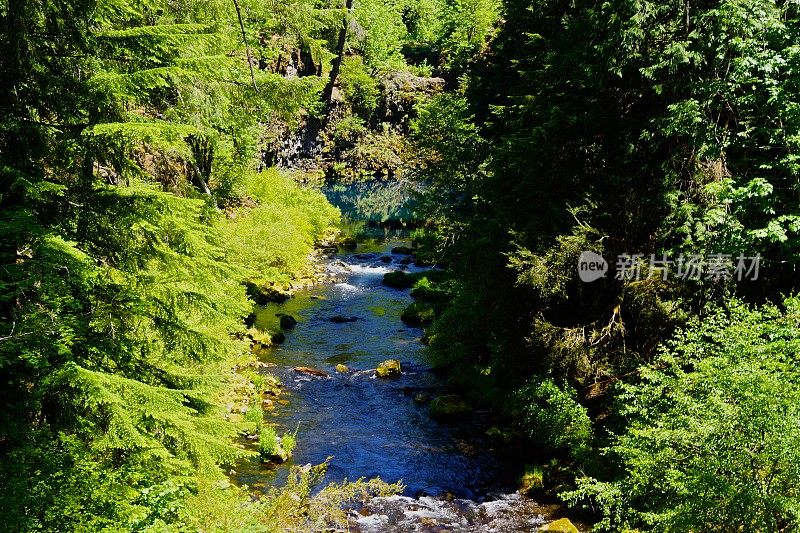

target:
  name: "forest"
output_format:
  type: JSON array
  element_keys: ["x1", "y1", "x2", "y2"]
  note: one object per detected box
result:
[{"x1": 2, "y1": 0, "x2": 800, "y2": 531}]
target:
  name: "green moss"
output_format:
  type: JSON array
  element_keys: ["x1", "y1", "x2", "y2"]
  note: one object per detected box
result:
[
  {"x1": 539, "y1": 518, "x2": 579, "y2": 533},
  {"x1": 401, "y1": 301, "x2": 436, "y2": 326},
  {"x1": 383, "y1": 269, "x2": 448, "y2": 289},
  {"x1": 375, "y1": 359, "x2": 402, "y2": 378},
  {"x1": 429, "y1": 394, "x2": 472, "y2": 420},
  {"x1": 519, "y1": 464, "x2": 544, "y2": 495}
]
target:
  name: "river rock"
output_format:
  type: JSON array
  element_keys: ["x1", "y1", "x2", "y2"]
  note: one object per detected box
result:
[
  {"x1": 539, "y1": 518, "x2": 579, "y2": 533},
  {"x1": 261, "y1": 441, "x2": 290, "y2": 463},
  {"x1": 271, "y1": 331, "x2": 286, "y2": 344},
  {"x1": 279, "y1": 314, "x2": 297, "y2": 330},
  {"x1": 380, "y1": 255, "x2": 392, "y2": 263},
  {"x1": 375, "y1": 359, "x2": 401, "y2": 378},
  {"x1": 335, "y1": 363, "x2": 349, "y2": 373},
  {"x1": 429, "y1": 394, "x2": 472, "y2": 420},
  {"x1": 293, "y1": 366, "x2": 329, "y2": 377},
  {"x1": 329, "y1": 315, "x2": 358, "y2": 323},
  {"x1": 391, "y1": 246, "x2": 414, "y2": 255}
]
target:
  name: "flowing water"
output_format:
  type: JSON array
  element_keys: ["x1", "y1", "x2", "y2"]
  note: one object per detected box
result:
[{"x1": 236, "y1": 180, "x2": 587, "y2": 531}]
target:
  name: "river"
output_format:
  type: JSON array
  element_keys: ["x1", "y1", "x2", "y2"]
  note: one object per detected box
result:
[{"x1": 235, "y1": 180, "x2": 585, "y2": 531}]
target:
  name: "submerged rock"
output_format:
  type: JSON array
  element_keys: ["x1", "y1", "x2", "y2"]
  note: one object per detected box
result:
[
  {"x1": 540, "y1": 518, "x2": 579, "y2": 532},
  {"x1": 330, "y1": 315, "x2": 358, "y2": 323},
  {"x1": 413, "y1": 392, "x2": 430, "y2": 404},
  {"x1": 429, "y1": 394, "x2": 472, "y2": 420},
  {"x1": 279, "y1": 314, "x2": 298, "y2": 330},
  {"x1": 335, "y1": 363, "x2": 349, "y2": 373},
  {"x1": 293, "y1": 366, "x2": 329, "y2": 377},
  {"x1": 375, "y1": 359, "x2": 402, "y2": 378},
  {"x1": 380, "y1": 255, "x2": 392, "y2": 263}
]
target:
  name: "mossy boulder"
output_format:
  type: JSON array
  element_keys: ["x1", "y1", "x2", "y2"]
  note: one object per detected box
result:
[
  {"x1": 245, "y1": 281, "x2": 291, "y2": 304},
  {"x1": 382, "y1": 271, "x2": 413, "y2": 289},
  {"x1": 375, "y1": 359, "x2": 401, "y2": 378},
  {"x1": 486, "y1": 426, "x2": 515, "y2": 444},
  {"x1": 539, "y1": 518, "x2": 579, "y2": 533},
  {"x1": 429, "y1": 394, "x2": 472, "y2": 420},
  {"x1": 382, "y1": 269, "x2": 448, "y2": 290},
  {"x1": 279, "y1": 314, "x2": 297, "y2": 330},
  {"x1": 391, "y1": 246, "x2": 414, "y2": 255},
  {"x1": 401, "y1": 302, "x2": 436, "y2": 326},
  {"x1": 259, "y1": 428, "x2": 292, "y2": 463},
  {"x1": 518, "y1": 464, "x2": 544, "y2": 495}
]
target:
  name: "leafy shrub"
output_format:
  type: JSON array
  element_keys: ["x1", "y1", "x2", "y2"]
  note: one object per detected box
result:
[
  {"x1": 339, "y1": 56, "x2": 381, "y2": 119},
  {"x1": 564, "y1": 299, "x2": 800, "y2": 531},
  {"x1": 222, "y1": 169, "x2": 339, "y2": 284},
  {"x1": 259, "y1": 426, "x2": 280, "y2": 460},
  {"x1": 514, "y1": 378, "x2": 593, "y2": 460}
]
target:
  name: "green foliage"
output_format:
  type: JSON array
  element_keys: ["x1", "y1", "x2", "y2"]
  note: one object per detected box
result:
[
  {"x1": 180, "y1": 460, "x2": 402, "y2": 531},
  {"x1": 565, "y1": 298, "x2": 800, "y2": 531},
  {"x1": 352, "y1": 0, "x2": 409, "y2": 71},
  {"x1": 259, "y1": 426, "x2": 280, "y2": 460},
  {"x1": 222, "y1": 169, "x2": 339, "y2": 284},
  {"x1": 339, "y1": 56, "x2": 381, "y2": 118},
  {"x1": 0, "y1": 0, "x2": 344, "y2": 528},
  {"x1": 412, "y1": 0, "x2": 800, "y2": 423},
  {"x1": 401, "y1": 301, "x2": 437, "y2": 326},
  {"x1": 514, "y1": 378, "x2": 593, "y2": 461},
  {"x1": 438, "y1": 0, "x2": 500, "y2": 68}
]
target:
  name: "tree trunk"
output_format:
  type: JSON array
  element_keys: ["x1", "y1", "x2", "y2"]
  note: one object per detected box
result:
[
  {"x1": 321, "y1": 0, "x2": 354, "y2": 110},
  {"x1": 233, "y1": 0, "x2": 259, "y2": 92}
]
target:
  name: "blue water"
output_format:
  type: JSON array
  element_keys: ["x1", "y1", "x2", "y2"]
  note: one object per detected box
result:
[{"x1": 242, "y1": 244, "x2": 507, "y2": 499}]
